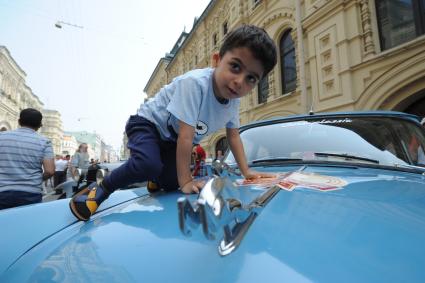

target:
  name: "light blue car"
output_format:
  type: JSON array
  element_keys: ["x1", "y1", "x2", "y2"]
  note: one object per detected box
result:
[{"x1": 1, "y1": 111, "x2": 425, "y2": 282}]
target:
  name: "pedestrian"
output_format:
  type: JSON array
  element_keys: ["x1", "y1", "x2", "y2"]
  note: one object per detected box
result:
[
  {"x1": 192, "y1": 144, "x2": 206, "y2": 177},
  {"x1": 64, "y1": 154, "x2": 72, "y2": 181},
  {"x1": 70, "y1": 143, "x2": 90, "y2": 181},
  {"x1": 54, "y1": 155, "x2": 68, "y2": 187},
  {"x1": 43, "y1": 175, "x2": 54, "y2": 190},
  {"x1": 70, "y1": 24, "x2": 277, "y2": 221},
  {"x1": 0, "y1": 108, "x2": 55, "y2": 209},
  {"x1": 214, "y1": 149, "x2": 224, "y2": 162}
]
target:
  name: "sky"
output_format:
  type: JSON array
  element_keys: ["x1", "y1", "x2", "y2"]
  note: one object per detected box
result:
[{"x1": 0, "y1": 0, "x2": 211, "y2": 151}]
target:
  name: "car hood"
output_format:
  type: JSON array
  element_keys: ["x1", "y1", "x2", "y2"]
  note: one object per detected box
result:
[{"x1": 2, "y1": 165, "x2": 425, "y2": 283}]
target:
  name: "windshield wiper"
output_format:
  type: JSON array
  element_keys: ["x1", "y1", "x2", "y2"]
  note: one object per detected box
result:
[
  {"x1": 314, "y1": 152, "x2": 379, "y2": 164},
  {"x1": 251, "y1": 157, "x2": 303, "y2": 164}
]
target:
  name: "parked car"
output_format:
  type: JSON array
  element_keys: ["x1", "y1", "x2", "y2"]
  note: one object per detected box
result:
[
  {"x1": 43, "y1": 161, "x2": 146, "y2": 202},
  {"x1": 1, "y1": 111, "x2": 425, "y2": 282}
]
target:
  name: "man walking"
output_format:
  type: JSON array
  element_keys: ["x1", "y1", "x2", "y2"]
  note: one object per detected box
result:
[
  {"x1": 0, "y1": 108, "x2": 55, "y2": 209},
  {"x1": 54, "y1": 155, "x2": 68, "y2": 188}
]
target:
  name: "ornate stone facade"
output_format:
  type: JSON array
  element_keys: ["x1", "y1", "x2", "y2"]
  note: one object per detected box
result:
[
  {"x1": 0, "y1": 46, "x2": 65, "y2": 155},
  {"x1": 144, "y1": 0, "x2": 425, "y2": 156},
  {"x1": 0, "y1": 46, "x2": 44, "y2": 131},
  {"x1": 40, "y1": 109, "x2": 63, "y2": 155}
]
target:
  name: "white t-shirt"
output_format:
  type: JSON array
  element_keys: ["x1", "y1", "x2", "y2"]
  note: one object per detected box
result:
[
  {"x1": 138, "y1": 68, "x2": 240, "y2": 143},
  {"x1": 55, "y1": 159, "x2": 68, "y2": 171}
]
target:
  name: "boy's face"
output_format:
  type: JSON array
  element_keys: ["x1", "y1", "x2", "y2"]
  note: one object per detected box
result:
[{"x1": 213, "y1": 47, "x2": 264, "y2": 100}]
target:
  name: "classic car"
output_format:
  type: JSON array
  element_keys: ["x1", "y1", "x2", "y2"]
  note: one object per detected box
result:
[{"x1": 1, "y1": 111, "x2": 425, "y2": 282}]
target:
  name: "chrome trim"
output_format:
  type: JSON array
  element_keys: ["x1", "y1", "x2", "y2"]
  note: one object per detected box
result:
[
  {"x1": 212, "y1": 159, "x2": 241, "y2": 177},
  {"x1": 72, "y1": 168, "x2": 83, "y2": 182},
  {"x1": 219, "y1": 213, "x2": 257, "y2": 256},
  {"x1": 96, "y1": 169, "x2": 108, "y2": 184}
]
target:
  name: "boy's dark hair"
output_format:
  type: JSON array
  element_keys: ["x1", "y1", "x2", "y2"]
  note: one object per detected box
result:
[
  {"x1": 219, "y1": 24, "x2": 277, "y2": 78},
  {"x1": 19, "y1": 108, "x2": 42, "y2": 129}
]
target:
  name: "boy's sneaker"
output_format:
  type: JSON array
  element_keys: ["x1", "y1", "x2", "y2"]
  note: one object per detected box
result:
[
  {"x1": 69, "y1": 182, "x2": 111, "y2": 221},
  {"x1": 147, "y1": 180, "x2": 159, "y2": 193}
]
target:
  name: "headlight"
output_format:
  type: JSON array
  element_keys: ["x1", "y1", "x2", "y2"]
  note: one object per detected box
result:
[
  {"x1": 73, "y1": 168, "x2": 88, "y2": 182},
  {"x1": 72, "y1": 168, "x2": 82, "y2": 182},
  {"x1": 96, "y1": 169, "x2": 108, "y2": 183}
]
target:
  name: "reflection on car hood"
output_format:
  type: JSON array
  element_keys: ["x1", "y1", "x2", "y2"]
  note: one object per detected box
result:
[{"x1": 2, "y1": 165, "x2": 425, "y2": 283}]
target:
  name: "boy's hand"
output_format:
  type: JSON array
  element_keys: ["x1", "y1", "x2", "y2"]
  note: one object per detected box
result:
[
  {"x1": 180, "y1": 179, "x2": 206, "y2": 194},
  {"x1": 243, "y1": 169, "x2": 276, "y2": 180}
]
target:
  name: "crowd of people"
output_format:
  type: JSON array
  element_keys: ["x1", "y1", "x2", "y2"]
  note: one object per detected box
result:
[{"x1": 0, "y1": 108, "x2": 100, "y2": 210}]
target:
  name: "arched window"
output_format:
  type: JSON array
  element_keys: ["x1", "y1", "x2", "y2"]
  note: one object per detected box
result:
[
  {"x1": 213, "y1": 33, "x2": 218, "y2": 47},
  {"x1": 280, "y1": 29, "x2": 296, "y2": 94},
  {"x1": 215, "y1": 137, "x2": 228, "y2": 159},
  {"x1": 258, "y1": 76, "x2": 269, "y2": 104}
]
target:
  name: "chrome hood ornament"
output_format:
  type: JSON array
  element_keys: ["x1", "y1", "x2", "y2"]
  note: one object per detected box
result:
[{"x1": 177, "y1": 166, "x2": 280, "y2": 256}]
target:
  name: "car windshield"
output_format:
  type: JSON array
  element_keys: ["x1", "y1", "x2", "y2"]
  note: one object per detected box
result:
[{"x1": 225, "y1": 116, "x2": 425, "y2": 168}]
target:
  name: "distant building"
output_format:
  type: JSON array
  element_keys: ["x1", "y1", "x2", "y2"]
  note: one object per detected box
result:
[
  {"x1": 40, "y1": 109, "x2": 63, "y2": 155},
  {"x1": 103, "y1": 144, "x2": 119, "y2": 163},
  {"x1": 66, "y1": 131, "x2": 102, "y2": 160},
  {"x1": 120, "y1": 131, "x2": 130, "y2": 160},
  {"x1": 62, "y1": 134, "x2": 78, "y2": 156}
]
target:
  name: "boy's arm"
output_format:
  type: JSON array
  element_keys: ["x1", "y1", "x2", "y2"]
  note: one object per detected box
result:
[
  {"x1": 226, "y1": 128, "x2": 275, "y2": 179},
  {"x1": 177, "y1": 120, "x2": 205, "y2": 194}
]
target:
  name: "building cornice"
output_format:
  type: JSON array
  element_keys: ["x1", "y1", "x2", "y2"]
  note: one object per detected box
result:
[
  {"x1": 143, "y1": 57, "x2": 171, "y2": 93},
  {"x1": 165, "y1": 0, "x2": 218, "y2": 71},
  {"x1": 302, "y1": 0, "x2": 356, "y2": 31},
  {"x1": 0, "y1": 46, "x2": 27, "y2": 78},
  {"x1": 24, "y1": 85, "x2": 44, "y2": 106}
]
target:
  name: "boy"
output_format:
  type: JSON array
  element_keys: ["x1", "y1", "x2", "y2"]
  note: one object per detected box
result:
[{"x1": 70, "y1": 25, "x2": 277, "y2": 221}]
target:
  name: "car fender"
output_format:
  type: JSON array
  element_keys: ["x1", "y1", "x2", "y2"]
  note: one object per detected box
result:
[{"x1": 0, "y1": 188, "x2": 148, "y2": 273}]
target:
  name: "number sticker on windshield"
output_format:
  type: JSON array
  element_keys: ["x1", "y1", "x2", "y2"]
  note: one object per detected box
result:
[
  {"x1": 278, "y1": 172, "x2": 347, "y2": 192},
  {"x1": 235, "y1": 171, "x2": 347, "y2": 192}
]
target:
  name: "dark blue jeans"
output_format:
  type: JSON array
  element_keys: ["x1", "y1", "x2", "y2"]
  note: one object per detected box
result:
[
  {"x1": 103, "y1": 115, "x2": 179, "y2": 192},
  {"x1": 0, "y1": 191, "x2": 42, "y2": 210}
]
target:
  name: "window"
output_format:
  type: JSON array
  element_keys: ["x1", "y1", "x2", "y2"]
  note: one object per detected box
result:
[
  {"x1": 258, "y1": 76, "x2": 269, "y2": 104},
  {"x1": 223, "y1": 22, "x2": 228, "y2": 35},
  {"x1": 215, "y1": 137, "x2": 228, "y2": 158},
  {"x1": 280, "y1": 29, "x2": 297, "y2": 94},
  {"x1": 213, "y1": 33, "x2": 218, "y2": 47},
  {"x1": 376, "y1": 0, "x2": 425, "y2": 50}
]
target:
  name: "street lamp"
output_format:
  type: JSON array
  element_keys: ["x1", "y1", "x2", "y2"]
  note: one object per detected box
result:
[{"x1": 54, "y1": 20, "x2": 84, "y2": 29}]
